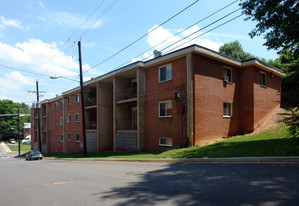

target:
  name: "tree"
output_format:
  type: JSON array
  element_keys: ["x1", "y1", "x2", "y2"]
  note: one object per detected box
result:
[
  {"x1": 0, "y1": 100, "x2": 31, "y2": 140},
  {"x1": 219, "y1": 40, "x2": 255, "y2": 61},
  {"x1": 240, "y1": 0, "x2": 299, "y2": 54}
]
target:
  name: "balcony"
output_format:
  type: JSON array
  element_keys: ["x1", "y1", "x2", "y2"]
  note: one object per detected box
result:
[
  {"x1": 116, "y1": 119, "x2": 137, "y2": 131},
  {"x1": 117, "y1": 88, "x2": 137, "y2": 101},
  {"x1": 85, "y1": 96, "x2": 96, "y2": 107}
]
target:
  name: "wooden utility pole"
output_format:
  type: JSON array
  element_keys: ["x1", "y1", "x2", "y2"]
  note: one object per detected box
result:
[
  {"x1": 18, "y1": 107, "x2": 20, "y2": 156},
  {"x1": 78, "y1": 40, "x2": 87, "y2": 157},
  {"x1": 29, "y1": 81, "x2": 46, "y2": 152}
]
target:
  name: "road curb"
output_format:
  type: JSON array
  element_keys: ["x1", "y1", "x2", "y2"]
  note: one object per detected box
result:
[{"x1": 44, "y1": 156, "x2": 299, "y2": 164}]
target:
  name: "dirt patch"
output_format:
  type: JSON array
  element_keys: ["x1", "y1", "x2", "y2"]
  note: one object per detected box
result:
[{"x1": 252, "y1": 108, "x2": 286, "y2": 134}]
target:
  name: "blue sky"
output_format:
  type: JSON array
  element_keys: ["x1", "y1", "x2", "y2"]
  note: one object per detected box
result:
[{"x1": 0, "y1": 0, "x2": 279, "y2": 105}]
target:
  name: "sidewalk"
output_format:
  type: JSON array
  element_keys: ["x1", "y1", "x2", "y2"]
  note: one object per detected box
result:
[
  {"x1": 0, "y1": 142, "x2": 13, "y2": 153},
  {"x1": 1, "y1": 142, "x2": 298, "y2": 163},
  {"x1": 45, "y1": 156, "x2": 299, "y2": 164}
]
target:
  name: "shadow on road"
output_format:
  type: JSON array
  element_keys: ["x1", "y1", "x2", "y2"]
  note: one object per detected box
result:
[{"x1": 96, "y1": 163, "x2": 299, "y2": 205}]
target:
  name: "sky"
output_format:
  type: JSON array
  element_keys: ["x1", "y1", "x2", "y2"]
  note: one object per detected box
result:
[{"x1": 0, "y1": 0, "x2": 280, "y2": 105}]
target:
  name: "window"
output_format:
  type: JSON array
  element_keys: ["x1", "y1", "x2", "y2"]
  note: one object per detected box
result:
[
  {"x1": 75, "y1": 113, "x2": 79, "y2": 122},
  {"x1": 60, "y1": 134, "x2": 63, "y2": 142},
  {"x1": 159, "y1": 137, "x2": 172, "y2": 147},
  {"x1": 54, "y1": 102, "x2": 57, "y2": 110},
  {"x1": 159, "y1": 101, "x2": 172, "y2": 118},
  {"x1": 67, "y1": 133, "x2": 71, "y2": 141},
  {"x1": 54, "y1": 134, "x2": 57, "y2": 141},
  {"x1": 223, "y1": 102, "x2": 232, "y2": 117},
  {"x1": 260, "y1": 72, "x2": 266, "y2": 86},
  {"x1": 159, "y1": 64, "x2": 172, "y2": 82},
  {"x1": 225, "y1": 67, "x2": 232, "y2": 83},
  {"x1": 75, "y1": 94, "x2": 80, "y2": 103},
  {"x1": 67, "y1": 96, "x2": 71, "y2": 105},
  {"x1": 67, "y1": 114, "x2": 71, "y2": 123},
  {"x1": 75, "y1": 134, "x2": 80, "y2": 142},
  {"x1": 54, "y1": 118, "x2": 57, "y2": 125},
  {"x1": 60, "y1": 101, "x2": 63, "y2": 108},
  {"x1": 60, "y1": 117, "x2": 63, "y2": 125}
]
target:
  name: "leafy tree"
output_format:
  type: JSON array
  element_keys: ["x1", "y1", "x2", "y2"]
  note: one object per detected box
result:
[
  {"x1": 0, "y1": 100, "x2": 31, "y2": 140},
  {"x1": 219, "y1": 40, "x2": 255, "y2": 61},
  {"x1": 240, "y1": 0, "x2": 299, "y2": 54}
]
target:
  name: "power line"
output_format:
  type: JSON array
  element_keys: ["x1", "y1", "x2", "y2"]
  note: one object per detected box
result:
[
  {"x1": 86, "y1": 0, "x2": 136, "y2": 43},
  {"x1": 114, "y1": 0, "x2": 239, "y2": 69},
  {"x1": 63, "y1": 0, "x2": 121, "y2": 55},
  {"x1": 163, "y1": 14, "x2": 244, "y2": 55},
  {"x1": 60, "y1": 0, "x2": 108, "y2": 51},
  {"x1": 88, "y1": 0, "x2": 200, "y2": 71}
]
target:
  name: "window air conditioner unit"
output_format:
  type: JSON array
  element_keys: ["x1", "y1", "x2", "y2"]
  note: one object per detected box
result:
[
  {"x1": 174, "y1": 91, "x2": 182, "y2": 100},
  {"x1": 223, "y1": 76, "x2": 229, "y2": 82}
]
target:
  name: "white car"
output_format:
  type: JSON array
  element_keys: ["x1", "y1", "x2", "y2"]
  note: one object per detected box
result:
[
  {"x1": 9, "y1": 138, "x2": 16, "y2": 144},
  {"x1": 22, "y1": 135, "x2": 31, "y2": 144}
]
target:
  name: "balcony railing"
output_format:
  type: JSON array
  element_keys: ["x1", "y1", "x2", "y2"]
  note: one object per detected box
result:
[
  {"x1": 117, "y1": 88, "x2": 137, "y2": 101},
  {"x1": 85, "y1": 96, "x2": 97, "y2": 107},
  {"x1": 86, "y1": 121, "x2": 97, "y2": 130},
  {"x1": 117, "y1": 119, "x2": 137, "y2": 130}
]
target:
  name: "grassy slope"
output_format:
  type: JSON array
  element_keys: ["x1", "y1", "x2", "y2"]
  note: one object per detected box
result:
[{"x1": 44, "y1": 125, "x2": 299, "y2": 159}]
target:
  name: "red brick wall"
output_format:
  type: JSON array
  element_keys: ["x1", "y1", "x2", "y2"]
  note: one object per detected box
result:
[
  {"x1": 252, "y1": 67, "x2": 281, "y2": 128},
  {"x1": 193, "y1": 54, "x2": 241, "y2": 145},
  {"x1": 48, "y1": 98, "x2": 64, "y2": 153},
  {"x1": 144, "y1": 57, "x2": 187, "y2": 151},
  {"x1": 239, "y1": 66, "x2": 254, "y2": 133},
  {"x1": 64, "y1": 92, "x2": 83, "y2": 153}
]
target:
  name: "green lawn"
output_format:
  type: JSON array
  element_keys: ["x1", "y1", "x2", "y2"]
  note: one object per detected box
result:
[
  {"x1": 6, "y1": 143, "x2": 31, "y2": 154},
  {"x1": 45, "y1": 125, "x2": 299, "y2": 159}
]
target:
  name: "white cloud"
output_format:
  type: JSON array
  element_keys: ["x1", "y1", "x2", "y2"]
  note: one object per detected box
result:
[
  {"x1": 0, "y1": 16, "x2": 24, "y2": 29},
  {"x1": 39, "y1": 1, "x2": 46, "y2": 10},
  {"x1": 145, "y1": 25, "x2": 223, "y2": 59},
  {"x1": 0, "y1": 95, "x2": 11, "y2": 100},
  {"x1": 0, "y1": 39, "x2": 80, "y2": 77},
  {"x1": 0, "y1": 71, "x2": 35, "y2": 90},
  {"x1": 131, "y1": 58, "x2": 141, "y2": 63}
]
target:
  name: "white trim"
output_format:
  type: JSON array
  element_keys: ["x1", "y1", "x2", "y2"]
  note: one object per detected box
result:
[
  {"x1": 159, "y1": 137, "x2": 173, "y2": 147},
  {"x1": 54, "y1": 118, "x2": 57, "y2": 126},
  {"x1": 67, "y1": 133, "x2": 71, "y2": 142},
  {"x1": 259, "y1": 71, "x2": 267, "y2": 87},
  {"x1": 75, "y1": 93, "x2": 80, "y2": 103},
  {"x1": 75, "y1": 113, "x2": 79, "y2": 122},
  {"x1": 54, "y1": 134, "x2": 57, "y2": 142},
  {"x1": 67, "y1": 114, "x2": 71, "y2": 123},
  {"x1": 223, "y1": 102, "x2": 233, "y2": 118},
  {"x1": 60, "y1": 117, "x2": 63, "y2": 125},
  {"x1": 158, "y1": 64, "x2": 172, "y2": 82},
  {"x1": 60, "y1": 134, "x2": 63, "y2": 142},
  {"x1": 158, "y1": 100, "x2": 172, "y2": 118},
  {"x1": 75, "y1": 133, "x2": 80, "y2": 142},
  {"x1": 223, "y1": 66, "x2": 232, "y2": 83}
]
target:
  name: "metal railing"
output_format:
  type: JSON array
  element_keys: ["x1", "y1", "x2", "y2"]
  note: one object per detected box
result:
[{"x1": 117, "y1": 88, "x2": 137, "y2": 101}]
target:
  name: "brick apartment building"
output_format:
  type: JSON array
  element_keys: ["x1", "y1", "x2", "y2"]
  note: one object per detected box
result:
[{"x1": 31, "y1": 44, "x2": 284, "y2": 154}]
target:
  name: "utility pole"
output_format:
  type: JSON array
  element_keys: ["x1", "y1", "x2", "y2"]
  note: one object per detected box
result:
[
  {"x1": 78, "y1": 40, "x2": 87, "y2": 157},
  {"x1": 29, "y1": 81, "x2": 46, "y2": 152},
  {"x1": 18, "y1": 107, "x2": 20, "y2": 156}
]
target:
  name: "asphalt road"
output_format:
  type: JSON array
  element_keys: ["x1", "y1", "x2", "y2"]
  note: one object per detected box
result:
[{"x1": 1, "y1": 152, "x2": 299, "y2": 206}]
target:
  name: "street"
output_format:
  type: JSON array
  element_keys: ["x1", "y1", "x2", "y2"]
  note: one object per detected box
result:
[{"x1": 0, "y1": 150, "x2": 299, "y2": 206}]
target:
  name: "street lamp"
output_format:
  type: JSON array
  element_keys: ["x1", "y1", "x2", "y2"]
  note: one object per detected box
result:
[{"x1": 49, "y1": 73, "x2": 87, "y2": 157}]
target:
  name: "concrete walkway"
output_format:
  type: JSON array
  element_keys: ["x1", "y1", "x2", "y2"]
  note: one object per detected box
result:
[{"x1": 0, "y1": 142, "x2": 14, "y2": 154}]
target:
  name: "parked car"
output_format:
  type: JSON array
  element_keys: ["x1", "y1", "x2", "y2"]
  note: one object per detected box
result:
[
  {"x1": 21, "y1": 135, "x2": 31, "y2": 144},
  {"x1": 8, "y1": 138, "x2": 16, "y2": 144},
  {"x1": 26, "y1": 150, "x2": 43, "y2": 161}
]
